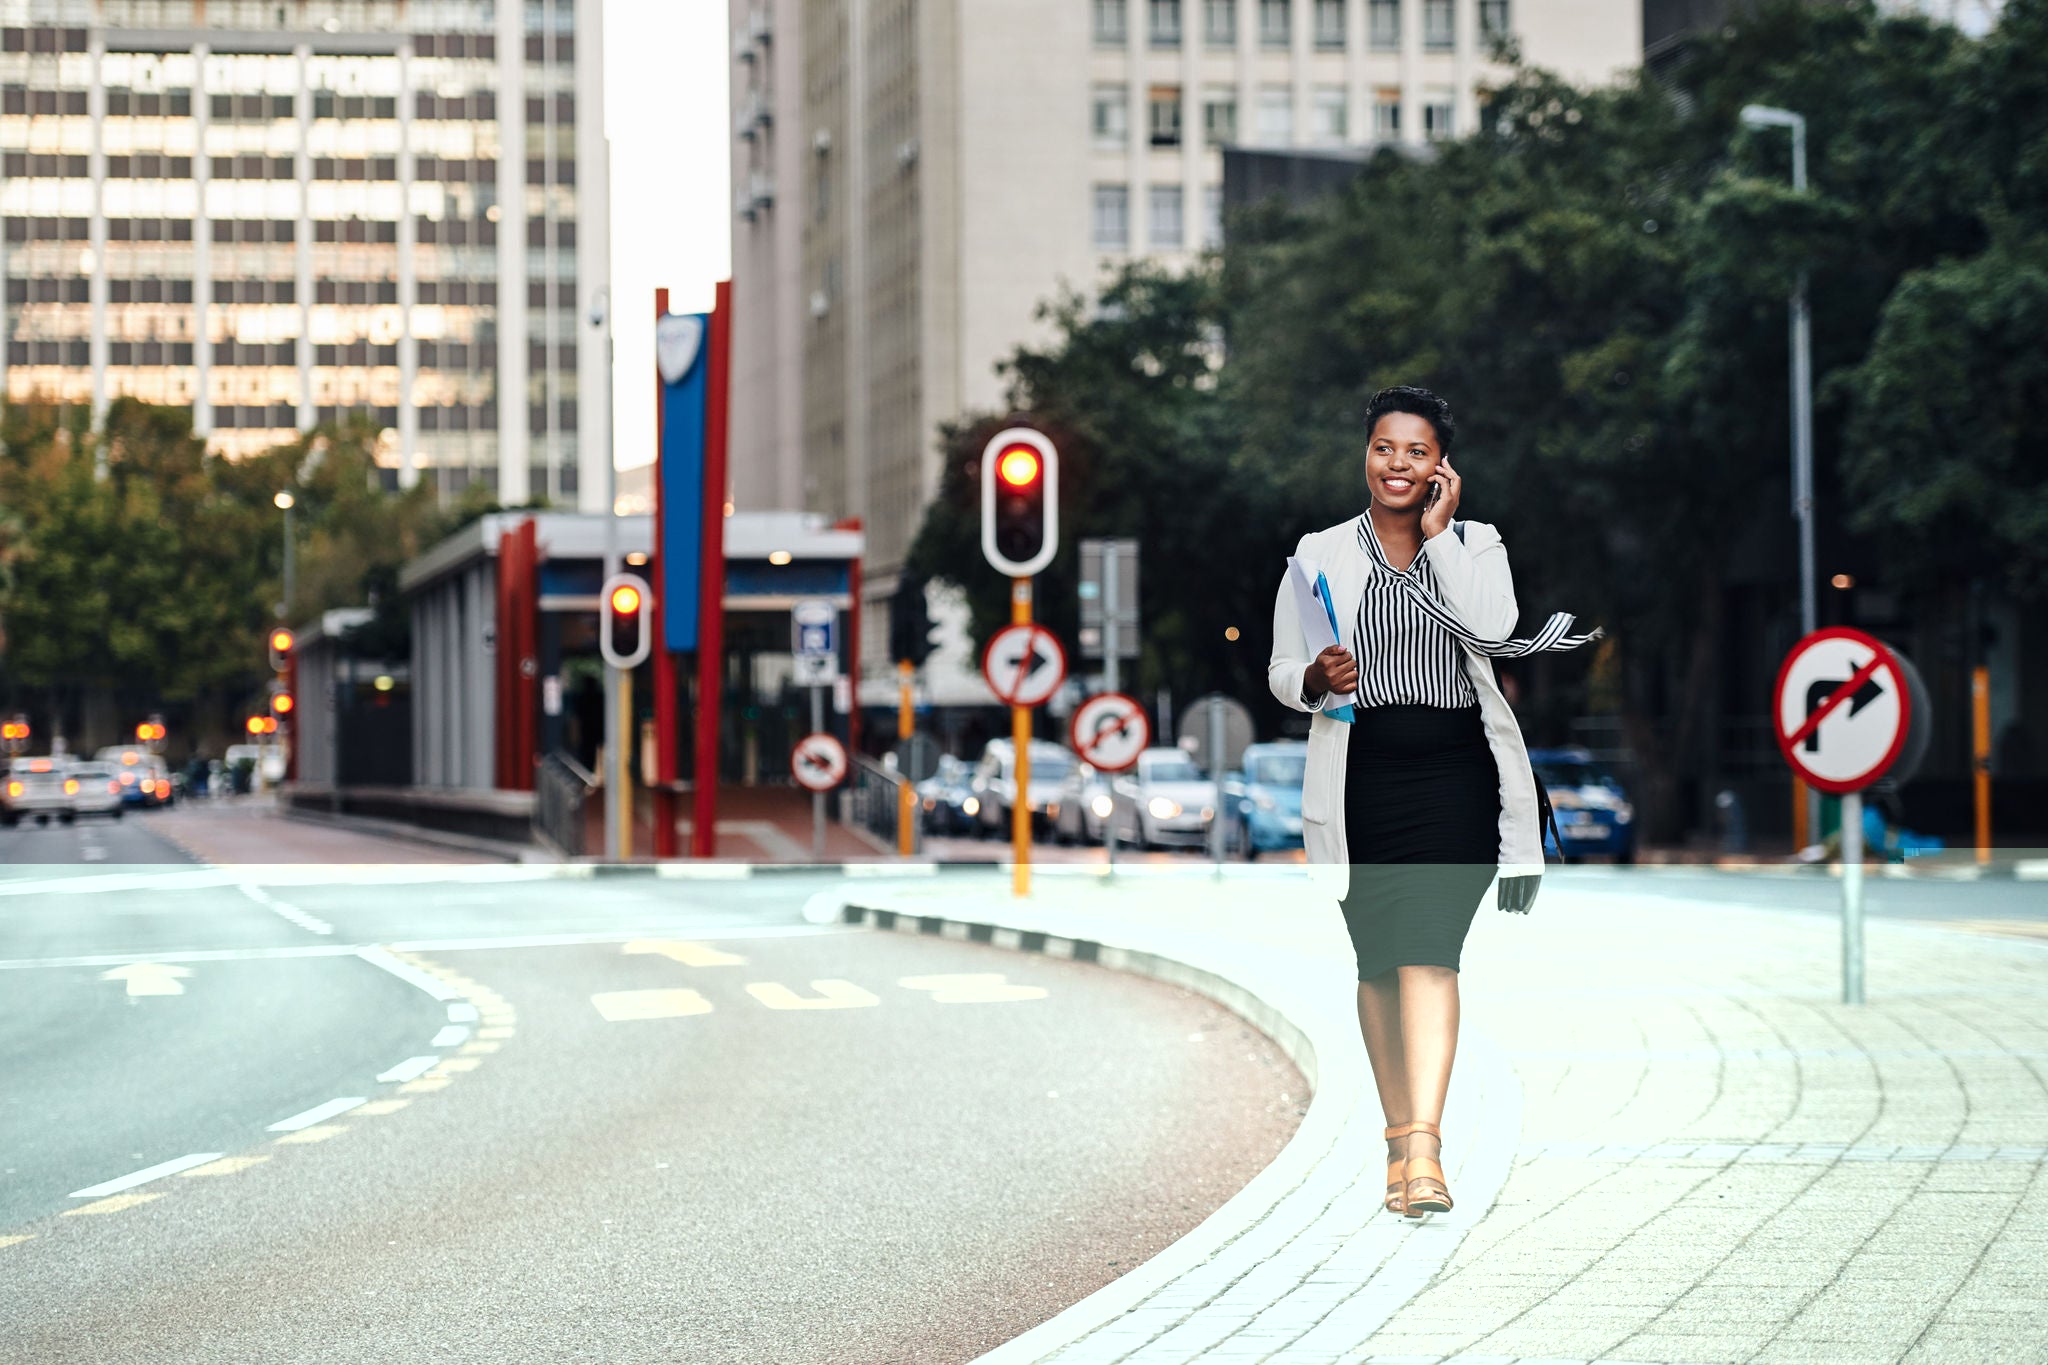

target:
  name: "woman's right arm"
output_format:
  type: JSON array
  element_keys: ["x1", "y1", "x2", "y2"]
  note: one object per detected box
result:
[{"x1": 1269, "y1": 539, "x2": 1353, "y2": 712}]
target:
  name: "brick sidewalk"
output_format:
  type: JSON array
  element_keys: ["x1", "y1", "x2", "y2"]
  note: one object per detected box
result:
[
  {"x1": 151, "y1": 797, "x2": 496, "y2": 864},
  {"x1": 837, "y1": 869, "x2": 2048, "y2": 1364}
]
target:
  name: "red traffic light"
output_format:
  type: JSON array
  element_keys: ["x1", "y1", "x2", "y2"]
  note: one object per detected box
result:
[
  {"x1": 269, "y1": 628, "x2": 294, "y2": 654},
  {"x1": 246, "y1": 716, "x2": 264, "y2": 735},
  {"x1": 997, "y1": 445, "x2": 1042, "y2": 488},
  {"x1": 135, "y1": 721, "x2": 166, "y2": 742},
  {"x1": 609, "y1": 582, "x2": 643, "y2": 616},
  {"x1": 270, "y1": 692, "x2": 294, "y2": 715}
]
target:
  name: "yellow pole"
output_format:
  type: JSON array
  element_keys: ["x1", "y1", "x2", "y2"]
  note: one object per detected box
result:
[
  {"x1": 1012, "y1": 577, "x2": 1032, "y2": 898},
  {"x1": 1972, "y1": 665, "x2": 1991, "y2": 863},
  {"x1": 615, "y1": 669, "x2": 634, "y2": 862},
  {"x1": 897, "y1": 659, "x2": 915, "y2": 857}
]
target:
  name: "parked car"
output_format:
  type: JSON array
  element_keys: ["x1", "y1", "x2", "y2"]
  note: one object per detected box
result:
[
  {"x1": 1047, "y1": 761, "x2": 1116, "y2": 845},
  {"x1": 3, "y1": 757, "x2": 74, "y2": 827},
  {"x1": 1223, "y1": 740, "x2": 1307, "y2": 859},
  {"x1": 915, "y1": 754, "x2": 979, "y2": 836},
  {"x1": 968, "y1": 739, "x2": 1076, "y2": 839},
  {"x1": 97, "y1": 746, "x2": 165, "y2": 807},
  {"x1": 1528, "y1": 746, "x2": 1636, "y2": 863},
  {"x1": 64, "y1": 761, "x2": 126, "y2": 821},
  {"x1": 1107, "y1": 747, "x2": 1218, "y2": 850}
]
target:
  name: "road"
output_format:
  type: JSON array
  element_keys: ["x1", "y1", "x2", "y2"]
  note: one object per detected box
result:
[{"x1": 0, "y1": 836, "x2": 1305, "y2": 1363}]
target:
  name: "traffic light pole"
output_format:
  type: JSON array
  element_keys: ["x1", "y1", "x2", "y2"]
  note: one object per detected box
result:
[
  {"x1": 897, "y1": 659, "x2": 915, "y2": 857},
  {"x1": 811, "y1": 683, "x2": 826, "y2": 857},
  {"x1": 1012, "y1": 577, "x2": 1032, "y2": 898},
  {"x1": 614, "y1": 669, "x2": 633, "y2": 862}
]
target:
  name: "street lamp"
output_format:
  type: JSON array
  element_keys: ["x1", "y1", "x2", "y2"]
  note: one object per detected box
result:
[
  {"x1": 273, "y1": 489, "x2": 296, "y2": 621},
  {"x1": 1740, "y1": 102, "x2": 1819, "y2": 841}
]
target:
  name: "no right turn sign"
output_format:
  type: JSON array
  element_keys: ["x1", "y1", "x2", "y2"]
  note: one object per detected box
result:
[{"x1": 1773, "y1": 627, "x2": 1913, "y2": 794}]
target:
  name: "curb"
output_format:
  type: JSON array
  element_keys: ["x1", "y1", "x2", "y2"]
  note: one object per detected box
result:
[
  {"x1": 837, "y1": 881, "x2": 1523, "y2": 1364},
  {"x1": 278, "y1": 805, "x2": 542, "y2": 864}
]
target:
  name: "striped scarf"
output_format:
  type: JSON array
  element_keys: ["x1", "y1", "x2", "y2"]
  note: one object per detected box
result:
[{"x1": 1357, "y1": 515, "x2": 1604, "y2": 658}]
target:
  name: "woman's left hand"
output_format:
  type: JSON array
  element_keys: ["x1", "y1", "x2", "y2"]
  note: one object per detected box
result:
[{"x1": 1421, "y1": 456, "x2": 1461, "y2": 539}]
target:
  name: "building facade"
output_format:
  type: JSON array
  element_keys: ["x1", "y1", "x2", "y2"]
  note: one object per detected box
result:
[
  {"x1": 0, "y1": 0, "x2": 611, "y2": 508},
  {"x1": 727, "y1": 0, "x2": 1640, "y2": 688}
]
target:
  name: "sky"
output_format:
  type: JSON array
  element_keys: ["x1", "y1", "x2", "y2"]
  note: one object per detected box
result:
[{"x1": 603, "y1": 0, "x2": 731, "y2": 474}]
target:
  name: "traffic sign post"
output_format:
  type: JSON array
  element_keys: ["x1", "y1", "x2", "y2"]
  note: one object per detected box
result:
[
  {"x1": 1179, "y1": 695, "x2": 1255, "y2": 871},
  {"x1": 1070, "y1": 692, "x2": 1148, "y2": 871},
  {"x1": 1773, "y1": 627, "x2": 1925, "y2": 1005},
  {"x1": 791, "y1": 730, "x2": 848, "y2": 857}
]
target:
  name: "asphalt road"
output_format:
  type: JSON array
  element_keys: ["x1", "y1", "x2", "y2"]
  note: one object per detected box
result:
[
  {"x1": 0, "y1": 803, "x2": 193, "y2": 867},
  {"x1": 0, "y1": 862, "x2": 1305, "y2": 1363}
]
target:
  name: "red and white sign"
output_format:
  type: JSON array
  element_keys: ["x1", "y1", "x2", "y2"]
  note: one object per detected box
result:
[
  {"x1": 1069, "y1": 692, "x2": 1150, "y2": 773},
  {"x1": 790, "y1": 732, "x2": 848, "y2": 792},
  {"x1": 981, "y1": 623, "x2": 1067, "y2": 708},
  {"x1": 1772, "y1": 627, "x2": 1913, "y2": 794}
]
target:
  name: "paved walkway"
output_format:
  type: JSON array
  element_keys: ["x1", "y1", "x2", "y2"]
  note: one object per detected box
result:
[{"x1": 833, "y1": 867, "x2": 2048, "y2": 1364}]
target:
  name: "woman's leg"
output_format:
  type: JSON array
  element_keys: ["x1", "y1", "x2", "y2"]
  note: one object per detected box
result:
[
  {"x1": 1356, "y1": 970, "x2": 1411, "y2": 1140},
  {"x1": 1396, "y1": 963, "x2": 1460, "y2": 1167}
]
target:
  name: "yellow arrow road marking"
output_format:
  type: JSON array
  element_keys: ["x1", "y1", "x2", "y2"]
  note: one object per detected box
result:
[
  {"x1": 623, "y1": 938, "x2": 748, "y2": 967},
  {"x1": 99, "y1": 963, "x2": 191, "y2": 996},
  {"x1": 745, "y1": 979, "x2": 880, "y2": 1011},
  {"x1": 899, "y1": 973, "x2": 1049, "y2": 1003},
  {"x1": 591, "y1": 988, "x2": 715, "y2": 1022}
]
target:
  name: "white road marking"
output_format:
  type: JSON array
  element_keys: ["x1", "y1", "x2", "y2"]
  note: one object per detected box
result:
[
  {"x1": 238, "y1": 883, "x2": 335, "y2": 936},
  {"x1": 268, "y1": 1097, "x2": 366, "y2": 1132},
  {"x1": 99, "y1": 962, "x2": 191, "y2": 996},
  {"x1": 446, "y1": 1003, "x2": 480, "y2": 1023},
  {"x1": 376, "y1": 1056, "x2": 440, "y2": 1083},
  {"x1": 430, "y1": 1024, "x2": 470, "y2": 1047},
  {"x1": 70, "y1": 1152, "x2": 223, "y2": 1198},
  {"x1": 354, "y1": 945, "x2": 460, "y2": 1001},
  {"x1": 81, "y1": 845, "x2": 107, "y2": 863}
]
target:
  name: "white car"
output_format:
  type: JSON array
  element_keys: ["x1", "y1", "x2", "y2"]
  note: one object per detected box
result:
[
  {"x1": 64, "y1": 761, "x2": 126, "y2": 820},
  {"x1": 968, "y1": 738, "x2": 1077, "y2": 840},
  {"x1": 1108, "y1": 748, "x2": 1219, "y2": 850},
  {"x1": 3, "y1": 757, "x2": 74, "y2": 827}
]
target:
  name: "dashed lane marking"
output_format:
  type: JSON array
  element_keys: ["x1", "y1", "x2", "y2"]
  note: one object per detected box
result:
[
  {"x1": 70, "y1": 1152, "x2": 223, "y2": 1198},
  {"x1": 745, "y1": 980, "x2": 881, "y2": 1011},
  {"x1": 430, "y1": 1057, "x2": 481, "y2": 1074},
  {"x1": 355, "y1": 1099, "x2": 410, "y2": 1116},
  {"x1": 397, "y1": 1076, "x2": 452, "y2": 1094},
  {"x1": 63, "y1": 1193, "x2": 164, "y2": 1216},
  {"x1": 0, "y1": 1234, "x2": 35, "y2": 1249},
  {"x1": 430, "y1": 1024, "x2": 471, "y2": 1047},
  {"x1": 355, "y1": 945, "x2": 461, "y2": 1001},
  {"x1": 376, "y1": 1056, "x2": 439, "y2": 1083},
  {"x1": 181, "y1": 1155, "x2": 271, "y2": 1178},
  {"x1": 898, "y1": 972, "x2": 1050, "y2": 1003},
  {"x1": 591, "y1": 988, "x2": 715, "y2": 1022},
  {"x1": 273, "y1": 1125, "x2": 347, "y2": 1145},
  {"x1": 460, "y1": 1041, "x2": 501, "y2": 1055},
  {"x1": 268, "y1": 1097, "x2": 365, "y2": 1132},
  {"x1": 236, "y1": 883, "x2": 335, "y2": 936},
  {"x1": 622, "y1": 938, "x2": 748, "y2": 967},
  {"x1": 447, "y1": 1003, "x2": 480, "y2": 1023}
]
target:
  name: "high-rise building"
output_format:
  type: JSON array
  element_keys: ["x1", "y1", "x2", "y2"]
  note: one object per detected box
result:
[
  {"x1": 727, "y1": 0, "x2": 1639, "y2": 686},
  {"x1": 0, "y1": 0, "x2": 611, "y2": 508}
]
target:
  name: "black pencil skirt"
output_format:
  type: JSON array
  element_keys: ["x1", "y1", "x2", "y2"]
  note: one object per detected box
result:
[{"x1": 1338, "y1": 703, "x2": 1503, "y2": 982}]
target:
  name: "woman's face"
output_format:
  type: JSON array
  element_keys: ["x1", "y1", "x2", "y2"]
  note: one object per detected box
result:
[{"x1": 1364, "y1": 412, "x2": 1443, "y2": 512}]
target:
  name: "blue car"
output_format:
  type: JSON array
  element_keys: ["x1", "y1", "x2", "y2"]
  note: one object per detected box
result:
[
  {"x1": 1225, "y1": 741, "x2": 1307, "y2": 859},
  {"x1": 1529, "y1": 746, "x2": 1635, "y2": 863}
]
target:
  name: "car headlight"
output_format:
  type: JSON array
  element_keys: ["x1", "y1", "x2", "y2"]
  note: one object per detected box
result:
[
  {"x1": 1046, "y1": 802, "x2": 1060, "y2": 818},
  {"x1": 1614, "y1": 803, "x2": 1633, "y2": 824},
  {"x1": 1148, "y1": 796, "x2": 1181, "y2": 819},
  {"x1": 922, "y1": 796, "x2": 935, "y2": 810},
  {"x1": 962, "y1": 796, "x2": 980, "y2": 816},
  {"x1": 1200, "y1": 806, "x2": 1215, "y2": 821},
  {"x1": 1090, "y1": 794, "x2": 1114, "y2": 819},
  {"x1": 120, "y1": 772, "x2": 135, "y2": 785}
]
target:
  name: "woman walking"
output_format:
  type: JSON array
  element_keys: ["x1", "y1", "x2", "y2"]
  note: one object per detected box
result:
[{"x1": 1267, "y1": 386, "x2": 1601, "y2": 1217}]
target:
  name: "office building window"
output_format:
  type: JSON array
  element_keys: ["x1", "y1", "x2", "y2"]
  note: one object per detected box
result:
[
  {"x1": 1314, "y1": 0, "x2": 1345, "y2": 47},
  {"x1": 1093, "y1": 84, "x2": 1129, "y2": 148},
  {"x1": 1203, "y1": 185, "x2": 1224, "y2": 248},
  {"x1": 1149, "y1": 85, "x2": 1183, "y2": 147},
  {"x1": 1150, "y1": 0, "x2": 1183, "y2": 46},
  {"x1": 1150, "y1": 185, "x2": 1184, "y2": 247},
  {"x1": 1256, "y1": 85, "x2": 1292, "y2": 143},
  {"x1": 1374, "y1": 88, "x2": 1401, "y2": 138},
  {"x1": 1095, "y1": 0, "x2": 1128, "y2": 44},
  {"x1": 1480, "y1": 0, "x2": 1509, "y2": 38},
  {"x1": 1424, "y1": 0, "x2": 1452, "y2": 48},
  {"x1": 1205, "y1": 0, "x2": 1237, "y2": 45},
  {"x1": 1311, "y1": 86, "x2": 1347, "y2": 143},
  {"x1": 1258, "y1": 0, "x2": 1290, "y2": 47},
  {"x1": 1203, "y1": 89, "x2": 1238, "y2": 144},
  {"x1": 1093, "y1": 183, "x2": 1130, "y2": 248},
  {"x1": 1424, "y1": 98, "x2": 1453, "y2": 140},
  {"x1": 1369, "y1": 0, "x2": 1400, "y2": 49}
]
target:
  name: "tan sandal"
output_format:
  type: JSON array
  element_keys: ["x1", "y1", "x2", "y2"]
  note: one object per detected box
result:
[
  {"x1": 1382, "y1": 1122, "x2": 1428, "y2": 1215},
  {"x1": 1400, "y1": 1120, "x2": 1452, "y2": 1217}
]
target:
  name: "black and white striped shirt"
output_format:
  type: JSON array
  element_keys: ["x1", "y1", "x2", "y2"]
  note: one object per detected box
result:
[{"x1": 1350, "y1": 514, "x2": 1477, "y2": 710}]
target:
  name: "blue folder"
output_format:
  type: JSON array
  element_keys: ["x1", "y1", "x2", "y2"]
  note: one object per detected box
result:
[{"x1": 1313, "y1": 570, "x2": 1356, "y2": 723}]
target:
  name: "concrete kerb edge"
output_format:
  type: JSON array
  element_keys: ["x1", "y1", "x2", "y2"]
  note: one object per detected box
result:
[{"x1": 838, "y1": 892, "x2": 1524, "y2": 1364}]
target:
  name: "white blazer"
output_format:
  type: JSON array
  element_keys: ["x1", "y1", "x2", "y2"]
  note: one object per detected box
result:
[{"x1": 1267, "y1": 516, "x2": 1545, "y2": 890}]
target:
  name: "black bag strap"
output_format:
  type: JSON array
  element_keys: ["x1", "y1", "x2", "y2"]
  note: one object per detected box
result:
[{"x1": 1531, "y1": 768, "x2": 1565, "y2": 864}]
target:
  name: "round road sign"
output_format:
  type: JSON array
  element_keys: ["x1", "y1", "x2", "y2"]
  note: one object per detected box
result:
[
  {"x1": 790, "y1": 732, "x2": 849, "y2": 792},
  {"x1": 1069, "y1": 692, "x2": 1150, "y2": 773},
  {"x1": 1772, "y1": 627, "x2": 1914, "y2": 794},
  {"x1": 981, "y1": 623, "x2": 1067, "y2": 708}
]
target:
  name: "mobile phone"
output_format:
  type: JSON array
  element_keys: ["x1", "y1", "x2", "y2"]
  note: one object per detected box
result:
[{"x1": 1424, "y1": 478, "x2": 1441, "y2": 511}]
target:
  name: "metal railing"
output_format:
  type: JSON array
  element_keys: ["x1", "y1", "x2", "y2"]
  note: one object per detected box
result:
[
  {"x1": 535, "y1": 749, "x2": 598, "y2": 859},
  {"x1": 847, "y1": 753, "x2": 921, "y2": 857}
]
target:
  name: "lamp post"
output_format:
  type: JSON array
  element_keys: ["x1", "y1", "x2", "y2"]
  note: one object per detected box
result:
[
  {"x1": 273, "y1": 489, "x2": 296, "y2": 621},
  {"x1": 1740, "y1": 102, "x2": 1820, "y2": 844}
]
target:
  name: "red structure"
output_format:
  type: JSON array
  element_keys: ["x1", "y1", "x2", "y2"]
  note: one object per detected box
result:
[
  {"x1": 693, "y1": 282, "x2": 733, "y2": 858},
  {"x1": 493, "y1": 517, "x2": 540, "y2": 790}
]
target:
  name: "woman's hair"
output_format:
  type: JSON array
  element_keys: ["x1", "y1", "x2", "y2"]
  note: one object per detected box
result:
[{"x1": 1364, "y1": 385, "x2": 1455, "y2": 457}]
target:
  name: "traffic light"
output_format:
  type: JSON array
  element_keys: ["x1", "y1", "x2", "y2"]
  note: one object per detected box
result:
[
  {"x1": 246, "y1": 715, "x2": 276, "y2": 736},
  {"x1": 135, "y1": 720, "x2": 165, "y2": 743},
  {"x1": 267, "y1": 626, "x2": 295, "y2": 672},
  {"x1": 2, "y1": 717, "x2": 29, "y2": 754},
  {"x1": 269, "y1": 690, "x2": 294, "y2": 715},
  {"x1": 980, "y1": 426, "x2": 1059, "y2": 577},
  {"x1": 890, "y1": 574, "x2": 939, "y2": 668},
  {"x1": 599, "y1": 572, "x2": 652, "y2": 669}
]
